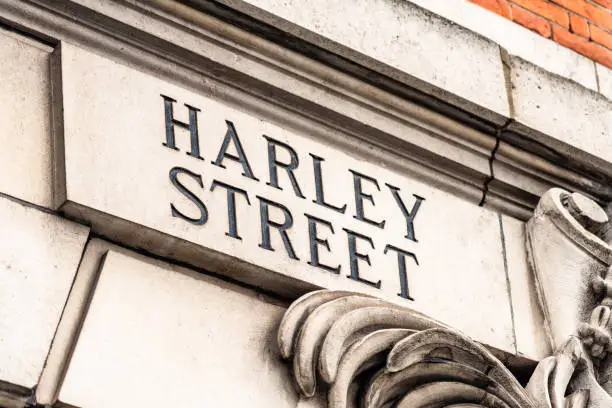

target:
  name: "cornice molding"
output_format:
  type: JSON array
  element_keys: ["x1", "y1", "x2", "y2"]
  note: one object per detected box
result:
[
  {"x1": 0, "y1": 0, "x2": 608, "y2": 220},
  {"x1": 176, "y1": 0, "x2": 612, "y2": 217}
]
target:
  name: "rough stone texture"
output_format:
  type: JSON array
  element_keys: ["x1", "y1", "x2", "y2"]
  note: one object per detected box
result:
[
  {"x1": 0, "y1": 196, "x2": 89, "y2": 388},
  {"x1": 501, "y1": 215, "x2": 551, "y2": 360},
  {"x1": 59, "y1": 248, "x2": 302, "y2": 408},
  {"x1": 407, "y1": 0, "x2": 599, "y2": 91},
  {"x1": 0, "y1": 27, "x2": 55, "y2": 208},
  {"x1": 230, "y1": 0, "x2": 600, "y2": 92},
  {"x1": 598, "y1": 63, "x2": 612, "y2": 100},
  {"x1": 58, "y1": 43, "x2": 515, "y2": 352},
  {"x1": 238, "y1": 0, "x2": 510, "y2": 123},
  {"x1": 508, "y1": 56, "x2": 612, "y2": 173}
]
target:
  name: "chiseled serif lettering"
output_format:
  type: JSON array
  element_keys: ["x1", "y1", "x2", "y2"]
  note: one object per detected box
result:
[
  {"x1": 210, "y1": 179, "x2": 251, "y2": 240},
  {"x1": 384, "y1": 244, "x2": 418, "y2": 300},
  {"x1": 258, "y1": 196, "x2": 299, "y2": 260},
  {"x1": 305, "y1": 213, "x2": 340, "y2": 274},
  {"x1": 343, "y1": 228, "x2": 381, "y2": 288},
  {"x1": 386, "y1": 183, "x2": 425, "y2": 242},
  {"x1": 213, "y1": 120, "x2": 259, "y2": 181},
  {"x1": 350, "y1": 170, "x2": 386, "y2": 229},
  {"x1": 168, "y1": 166, "x2": 208, "y2": 225},
  {"x1": 264, "y1": 136, "x2": 305, "y2": 198},
  {"x1": 161, "y1": 95, "x2": 203, "y2": 160},
  {"x1": 311, "y1": 154, "x2": 347, "y2": 214}
]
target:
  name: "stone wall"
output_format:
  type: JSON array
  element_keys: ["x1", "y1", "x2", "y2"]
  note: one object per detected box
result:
[{"x1": 0, "y1": 1, "x2": 609, "y2": 407}]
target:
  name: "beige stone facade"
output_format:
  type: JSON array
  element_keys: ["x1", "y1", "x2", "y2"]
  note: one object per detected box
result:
[{"x1": 0, "y1": 1, "x2": 610, "y2": 407}]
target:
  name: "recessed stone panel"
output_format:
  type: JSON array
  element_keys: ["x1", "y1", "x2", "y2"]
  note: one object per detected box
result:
[
  {"x1": 0, "y1": 196, "x2": 89, "y2": 388},
  {"x1": 0, "y1": 27, "x2": 55, "y2": 208},
  {"x1": 57, "y1": 43, "x2": 514, "y2": 351},
  {"x1": 59, "y1": 249, "x2": 300, "y2": 408}
]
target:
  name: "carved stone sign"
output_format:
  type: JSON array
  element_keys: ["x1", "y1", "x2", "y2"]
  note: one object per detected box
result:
[{"x1": 56, "y1": 43, "x2": 515, "y2": 350}]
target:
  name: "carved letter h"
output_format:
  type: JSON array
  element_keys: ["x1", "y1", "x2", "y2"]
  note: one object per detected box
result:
[{"x1": 161, "y1": 95, "x2": 202, "y2": 159}]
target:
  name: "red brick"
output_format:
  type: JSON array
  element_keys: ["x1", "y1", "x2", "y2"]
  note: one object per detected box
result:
[
  {"x1": 469, "y1": 0, "x2": 513, "y2": 18},
  {"x1": 589, "y1": 0, "x2": 612, "y2": 8},
  {"x1": 590, "y1": 0, "x2": 612, "y2": 8},
  {"x1": 551, "y1": 0, "x2": 612, "y2": 31},
  {"x1": 591, "y1": 24, "x2": 612, "y2": 49},
  {"x1": 570, "y1": 14, "x2": 590, "y2": 37},
  {"x1": 553, "y1": 25, "x2": 612, "y2": 68},
  {"x1": 511, "y1": 5, "x2": 553, "y2": 37},
  {"x1": 510, "y1": 0, "x2": 570, "y2": 27}
]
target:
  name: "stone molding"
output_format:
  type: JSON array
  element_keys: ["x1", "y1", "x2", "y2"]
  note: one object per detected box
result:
[
  {"x1": 0, "y1": 0, "x2": 609, "y2": 219},
  {"x1": 182, "y1": 0, "x2": 612, "y2": 215}
]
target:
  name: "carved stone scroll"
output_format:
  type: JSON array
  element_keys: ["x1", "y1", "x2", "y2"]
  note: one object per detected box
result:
[
  {"x1": 277, "y1": 290, "x2": 538, "y2": 408},
  {"x1": 526, "y1": 188, "x2": 612, "y2": 407},
  {"x1": 526, "y1": 188, "x2": 612, "y2": 352}
]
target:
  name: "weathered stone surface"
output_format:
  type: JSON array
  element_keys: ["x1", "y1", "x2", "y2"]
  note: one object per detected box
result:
[
  {"x1": 57, "y1": 43, "x2": 515, "y2": 351},
  {"x1": 59, "y1": 248, "x2": 299, "y2": 408},
  {"x1": 0, "y1": 196, "x2": 89, "y2": 388},
  {"x1": 597, "y1": 63, "x2": 612, "y2": 101},
  {"x1": 501, "y1": 215, "x2": 551, "y2": 360},
  {"x1": 0, "y1": 27, "x2": 55, "y2": 208},
  {"x1": 235, "y1": 0, "x2": 510, "y2": 123},
  {"x1": 508, "y1": 56, "x2": 612, "y2": 174},
  {"x1": 407, "y1": 0, "x2": 599, "y2": 91}
]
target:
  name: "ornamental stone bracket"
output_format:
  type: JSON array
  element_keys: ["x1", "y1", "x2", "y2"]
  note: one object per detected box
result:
[{"x1": 277, "y1": 188, "x2": 612, "y2": 408}]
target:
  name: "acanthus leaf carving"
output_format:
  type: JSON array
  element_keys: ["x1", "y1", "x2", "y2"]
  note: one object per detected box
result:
[{"x1": 278, "y1": 290, "x2": 537, "y2": 408}]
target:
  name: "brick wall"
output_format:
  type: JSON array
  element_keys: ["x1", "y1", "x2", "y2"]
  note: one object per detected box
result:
[{"x1": 468, "y1": 0, "x2": 612, "y2": 68}]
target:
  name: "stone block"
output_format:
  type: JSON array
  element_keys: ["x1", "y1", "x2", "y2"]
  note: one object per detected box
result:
[
  {"x1": 0, "y1": 196, "x2": 89, "y2": 388},
  {"x1": 507, "y1": 56, "x2": 612, "y2": 175},
  {"x1": 0, "y1": 27, "x2": 55, "y2": 208},
  {"x1": 58, "y1": 247, "x2": 300, "y2": 408},
  {"x1": 501, "y1": 215, "x2": 551, "y2": 360},
  {"x1": 236, "y1": 0, "x2": 510, "y2": 124},
  {"x1": 56, "y1": 43, "x2": 516, "y2": 352},
  {"x1": 597, "y1": 63, "x2": 612, "y2": 101},
  {"x1": 400, "y1": 0, "x2": 599, "y2": 91}
]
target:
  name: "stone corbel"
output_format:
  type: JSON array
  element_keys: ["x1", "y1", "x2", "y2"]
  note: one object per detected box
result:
[
  {"x1": 277, "y1": 188, "x2": 612, "y2": 407},
  {"x1": 525, "y1": 188, "x2": 612, "y2": 407}
]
